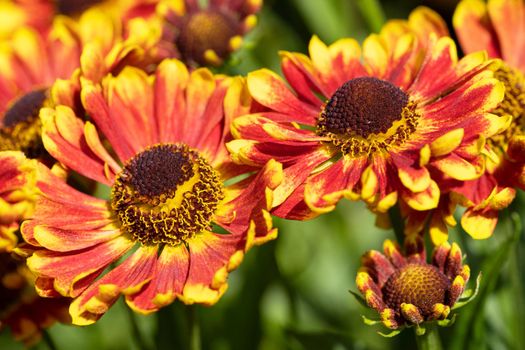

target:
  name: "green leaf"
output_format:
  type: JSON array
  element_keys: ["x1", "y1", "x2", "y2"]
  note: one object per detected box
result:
[
  {"x1": 378, "y1": 329, "x2": 402, "y2": 338},
  {"x1": 349, "y1": 289, "x2": 368, "y2": 308},
  {"x1": 453, "y1": 273, "x2": 482, "y2": 309},
  {"x1": 361, "y1": 315, "x2": 382, "y2": 326}
]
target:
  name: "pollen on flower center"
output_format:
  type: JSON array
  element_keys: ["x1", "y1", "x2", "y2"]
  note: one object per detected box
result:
[
  {"x1": 490, "y1": 64, "x2": 525, "y2": 148},
  {"x1": 111, "y1": 143, "x2": 224, "y2": 246},
  {"x1": 0, "y1": 89, "x2": 47, "y2": 158},
  {"x1": 177, "y1": 10, "x2": 237, "y2": 65},
  {"x1": 382, "y1": 263, "x2": 450, "y2": 316},
  {"x1": 317, "y1": 77, "x2": 419, "y2": 157}
]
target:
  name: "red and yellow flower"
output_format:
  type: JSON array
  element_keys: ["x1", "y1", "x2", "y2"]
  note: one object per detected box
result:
[
  {"x1": 227, "y1": 32, "x2": 508, "y2": 221},
  {"x1": 21, "y1": 58, "x2": 281, "y2": 325},
  {"x1": 356, "y1": 236, "x2": 474, "y2": 333},
  {"x1": 448, "y1": 0, "x2": 525, "y2": 237},
  {"x1": 390, "y1": 4, "x2": 522, "y2": 241},
  {"x1": 157, "y1": 0, "x2": 261, "y2": 66}
]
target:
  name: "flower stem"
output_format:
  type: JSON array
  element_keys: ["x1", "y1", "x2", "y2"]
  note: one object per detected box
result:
[
  {"x1": 415, "y1": 325, "x2": 443, "y2": 350},
  {"x1": 187, "y1": 305, "x2": 201, "y2": 350},
  {"x1": 42, "y1": 330, "x2": 58, "y2": 350},
  {"x1": 388, "y1": 204, "x2": 405, "y2": 245},
  {"x1": 126, "y1": 305, "x2": 150, "y2": 350},
  {"x1": 355, "y1": 0, "x2": 386, "y2": 33}
]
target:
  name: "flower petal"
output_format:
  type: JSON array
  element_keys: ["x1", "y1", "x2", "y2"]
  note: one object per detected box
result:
[
  {"x1": 126, "y1": 245, "x2": 189, "y2": 313},
  {"x1": 247, "y1": 69, "x2": 319, "y2": 124},
  {"x1": 69, "y1": 245, "x2": 157, "y2": 325},
  {"x1": 181, "y1": 232, "x2": 245, "y2": 305}
]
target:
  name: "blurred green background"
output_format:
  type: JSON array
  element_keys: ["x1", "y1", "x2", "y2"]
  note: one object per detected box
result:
[{"x1": 2, "y1": 0, "x2": 524, "y2": 349}]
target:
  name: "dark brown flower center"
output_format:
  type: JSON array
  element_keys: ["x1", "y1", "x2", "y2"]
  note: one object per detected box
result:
[
  {"x1": 317, "y1": 77, "x2": 418, "y2": 157},
  {"x1": 55, "y1": 0, "x2": 104, "y2": 16},
  {"x1": 382, "y1": 263, "x2": 450, "y2": 317},
  {"x1": 0, "y1": 89, "x2": 47, "y2": 158},
  {"x1": 111, "y1": 143, "x2": 224, "y2": 246},
  {"x1": 319, "y1": 77, "x2": 408, "y2": 137},
  {"x1": 176, "y1": 10, "x2": 238, "y2": 66},
  {"x1": 489, "y1": 64, "x2": 525, "y2": 149}
]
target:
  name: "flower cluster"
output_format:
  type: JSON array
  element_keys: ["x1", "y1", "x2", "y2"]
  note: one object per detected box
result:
[{"x1": 0, "y1": 0, "x2": 523, "y2": 345}]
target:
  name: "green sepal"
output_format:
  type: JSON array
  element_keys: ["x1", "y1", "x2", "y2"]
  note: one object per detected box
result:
[
  {"x1": 349, "y1": 289, "x2": 369, "y2": 308},
  {"x1": 378, "y1": 329, "x2": 402, "y2": 338},
  {"x1": 453, "y1": 272, "x2": 482, "y2": 310},
  {"x1": 361, "y1": 315, "x2": 382, "y2": 325},
  {"x1": 436, "y1": 313, "x2": 457, "y2": 327},
  {"x1": 414, "y1": 325, "x2": 426, "y2": 336}
]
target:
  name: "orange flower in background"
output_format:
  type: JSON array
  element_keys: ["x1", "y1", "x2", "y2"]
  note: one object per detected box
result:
[
  {"x1": 0, "y1": 23, "x2": 82, "y2": 159},
  {"x1": 157, "y1": 0, "x2": 261, "y2": 66},
  {"x1": 21, "y1": 59, "x2": 282, "y2": 325},
  {"x1": 0, "y1": 152, "x2": 70, "y2": 345},
  {"x1": 355, "y1": 236, "x2": 474, "y2": 333},
  {"x1": 0, "y1": 8, "x2": 160, "y2": 161},
  {"x1": 0, "y1": 152, "x2": 36, "y2": 252},
  {"x1": 0, "y1": 1, "x2": 51, "y2": 39},
  {"x1": 227, "y1": 31, "x2": 508, "y2": 221},
  {"x1": 8, "y1": 0, "x2": 159, "y2": 27}
]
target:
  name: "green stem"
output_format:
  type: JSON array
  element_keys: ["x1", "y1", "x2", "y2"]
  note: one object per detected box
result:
[
  {"x1": 187, "y1": 305, "x2": 201, "y2": 350},
  {"x1": 42, "y1": 330, "x2": 58, "y2": 350},
  {"x1": 355, "y1": 0, "x2": 386, "y2": 33},
  {"x1": 126, "y1": 305, "x2": 150, "y2": 350},
  {"x1": 388, "y1": 204, "x2": 405, "y2": 245},
  {"x1": 415, "y1": 325, "x2": 442, "y2": 350}
]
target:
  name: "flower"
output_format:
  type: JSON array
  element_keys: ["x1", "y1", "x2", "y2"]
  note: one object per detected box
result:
[
  {"x1": 21, "y1": 59, "x2": 282, "y2": 325},
  {"x1": 449, "y1": 0, "x2": 525, "y2": 236},
  {"x1": 0, "y1": 23, "x2": 81, "y2": 158},
  {"x1": 355, "y1": 236, "x2": 473, "y2": 333},
  {"x1": 157, "y1": 0, "x2": 261, "y2": 66},
  {"x1": 388, "y1": 4, "x2": 521, "y2": 241},
  {"x1": 0, "y1": 152, "x2": 69, "y2": 345},
  {"x1": 227, "y1": 32, "x2": 508, "y2": 220},
  {"x1": 0, "y1": 8, "x2": 155, "y2": 160},
  {"x1": 0, "y1": 151, "x2": 37, "y2": 251}
]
